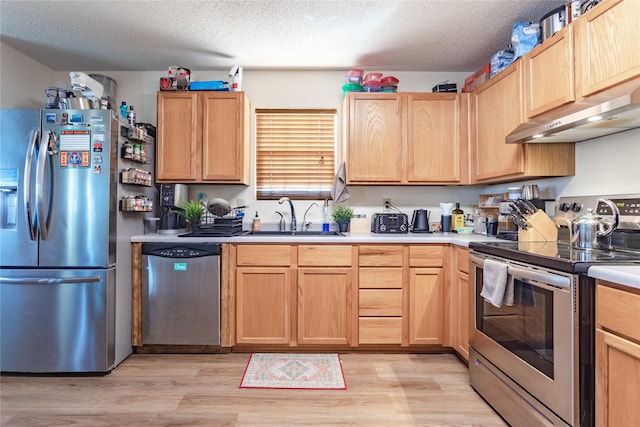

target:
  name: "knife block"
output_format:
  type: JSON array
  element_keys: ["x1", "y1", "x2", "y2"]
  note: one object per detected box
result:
[{"x1": 518, "y1": 211, "x2": 558, "y2": 242}]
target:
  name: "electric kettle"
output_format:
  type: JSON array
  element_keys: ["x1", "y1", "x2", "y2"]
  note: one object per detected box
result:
[
  {"x1": 570, "y1": 199, "x2": 619, "y2": 250},
  {"x1": 411, "y1": 209, "x2": 430, "y2": 233}
]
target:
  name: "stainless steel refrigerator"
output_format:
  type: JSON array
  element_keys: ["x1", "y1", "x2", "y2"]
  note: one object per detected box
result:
[{"x1": 0, "y1": 109, "x2": 139, "y2": 373}]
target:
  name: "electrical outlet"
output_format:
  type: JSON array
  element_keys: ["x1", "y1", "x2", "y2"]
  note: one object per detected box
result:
[
  {"x1": 383, "y1": 198, "x2": 391, "y2": 210},
  {"x1": 237, "y1": 198, "x2": 245, "y2": 208}
]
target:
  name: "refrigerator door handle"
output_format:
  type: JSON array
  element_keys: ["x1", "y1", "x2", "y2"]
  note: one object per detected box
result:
[
  {"x1": 35, "y1": 130, "x2": 52, "y2": 240},
  {"x1": 0, "y1": 276, "x2": 102, "y2": 284},
  {"x1": 23, "y1": 129, "x2": 39, "y2": 240}
]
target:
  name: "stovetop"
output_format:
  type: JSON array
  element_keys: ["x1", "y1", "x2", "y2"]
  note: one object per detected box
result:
[
  {"x1": 471, "y1": 193, "x2": 640, "y2": 273},
  {"x1": 469, "y1": 240, "x2": 640, "y2": 273}
]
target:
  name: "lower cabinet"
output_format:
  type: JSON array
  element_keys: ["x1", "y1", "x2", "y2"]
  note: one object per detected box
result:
[
  {"x1": 297, "y1": 268, "x2": 352, "y2": 345},
  {"x1": 358, "y1": 245, "x2": 404, "y2": 344},
  {"x1": 234, "y1": 245, "x2": 293, "y2": 345},
  {"x1": 230, "y1": 243, "x2": 449, "y2": 350},
  {"x1": 452, "y1": 247, "x2": 470, "y2": 361},
  {"x1": 236, "y1": 267, "x2": 291, "y2": 344},
  {"x1": 408, "y1": 268, "x2": 444, "y2": 345},
  {"x1": 596, "y1": 281, "x2": 640, "y2": 427}
]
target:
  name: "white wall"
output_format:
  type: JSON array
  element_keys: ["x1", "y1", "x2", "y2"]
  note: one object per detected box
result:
[
  {"x1": 0, "y1": 42, "x2": 54, "y2": 108},
  {"x1": 3, "y1": 42, "x2": 639, "y2": 228}
]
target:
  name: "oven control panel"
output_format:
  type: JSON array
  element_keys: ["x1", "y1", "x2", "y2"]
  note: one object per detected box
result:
[{"x1": 555, "y1": 194, "x2": 640, "y2": 232}]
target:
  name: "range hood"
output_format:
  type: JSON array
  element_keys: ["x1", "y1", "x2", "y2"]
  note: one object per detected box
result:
[{"x1": 506, "y1": 78, "x2": 640, "y2": 144}]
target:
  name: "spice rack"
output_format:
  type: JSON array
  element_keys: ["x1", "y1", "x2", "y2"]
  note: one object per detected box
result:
[{"x1": 118, "y1": 121, "x2": 155, "y2": 213}]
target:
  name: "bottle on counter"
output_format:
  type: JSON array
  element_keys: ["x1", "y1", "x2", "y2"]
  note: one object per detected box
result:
[
  {"x1": 322, "y1": 199, "x2": 330, "y2": 232},
  {"x1": 252, "y1": 211, "x2": 261, "y2": 231},
  {"x1": 120, "y1": 101, "x2": 127, "y2": 119},
  {"x1": 127, "y1": 105, "x2": 136, "y2": 127},
  {"x1": 452, "y1": 202, "x2": 465, "y2": 231}
]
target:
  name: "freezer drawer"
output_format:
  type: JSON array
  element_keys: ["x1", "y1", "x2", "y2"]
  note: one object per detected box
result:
[
  {"x1": 0, "y1": 268, "x2": 115, "y2": 373},
  {"x1": 141, "y1": 243, "x2": 221, "y2": 345}
]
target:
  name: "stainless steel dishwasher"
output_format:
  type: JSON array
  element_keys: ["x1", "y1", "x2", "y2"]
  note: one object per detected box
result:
[{"x1": 141, "y1": 242, "x2": 221, "y2": 345}]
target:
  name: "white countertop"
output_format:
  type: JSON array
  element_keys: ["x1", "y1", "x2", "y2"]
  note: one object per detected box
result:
[
  {"x1": 588, "y1": 265, "x2": 640, "y2": 290},
  {"x1": 131, "y1": 231, "x2": 497, "y2": 247}
]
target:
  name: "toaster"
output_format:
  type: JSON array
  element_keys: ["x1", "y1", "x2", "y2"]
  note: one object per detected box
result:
[{"x1": 371, "y1": 213, "x2": 409, "y2": 233}]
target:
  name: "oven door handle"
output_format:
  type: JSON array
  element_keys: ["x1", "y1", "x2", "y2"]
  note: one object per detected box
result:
[
  {"x1": 508, "y1": 265, "x2": 571, "y2": 289},
  {"x1": 470, "y1": 253, "x2": 571, "y2": 289}
]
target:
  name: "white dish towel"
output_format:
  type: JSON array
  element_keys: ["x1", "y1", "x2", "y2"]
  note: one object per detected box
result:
[{"x1": 480, "y1": 259, "x2": 514, "y2": 308}]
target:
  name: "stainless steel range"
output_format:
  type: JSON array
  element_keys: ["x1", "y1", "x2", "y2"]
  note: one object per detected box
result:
[{"x1": 468, "y1": 194, "x2": 640, "y2": 427}]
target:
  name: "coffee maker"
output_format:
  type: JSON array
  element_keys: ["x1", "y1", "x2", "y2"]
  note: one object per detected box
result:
[{"x1": 158, "y1": 184, "x2": 188, "y2": 234}]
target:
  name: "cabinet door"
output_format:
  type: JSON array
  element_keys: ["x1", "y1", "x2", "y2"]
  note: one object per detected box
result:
[
  {"x1": 201, "y1": 92, "x2": 249, "y2": 183},
  {"x1": 575, "y1": 0, "x2": 640, "y2": 97},
  {"x1": 236, "y1": 267, "x2": 291, "y2": 344},
  {"x1": 471, "y1": 63, "x2": 525, "y2": 182},
  {"x1": 345, "y1": 93, "x2": 403, "y2": 183},
  {"x1": 297, "y1": 268, "x2": 352, "y2": 345},
  {"x1": 453, "y1": 270, "x2": 470, "y2": 361},
  {"x1": 156, "y1": 92, "x2": 199, "y2": 181},
  {"x1": 406, "y1": 93, "x2": 462, "y2": 183},
  {"x1": 408, "y1": 268, "x2": 444, "y2": 345},
  {"x1": 596, "y1": 329, "x2": 640, "y2": 426},
  {"x1": 523, "y1": 26, "x2": 575, "y2": 118}
]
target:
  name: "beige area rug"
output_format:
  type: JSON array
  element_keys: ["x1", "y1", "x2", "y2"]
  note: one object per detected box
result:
[{"x1": 239, "y1": 353, "x2": 347, "y2": 390}]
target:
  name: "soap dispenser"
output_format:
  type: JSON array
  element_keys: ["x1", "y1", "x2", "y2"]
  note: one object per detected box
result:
[{"x1": 252, "y1": 211, "x2": 261, "y2": 232}]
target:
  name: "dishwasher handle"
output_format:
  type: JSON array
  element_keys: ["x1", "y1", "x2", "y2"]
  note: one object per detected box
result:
[{"x1": 141, "y1": 242, "x2": 222, "y2": 258}]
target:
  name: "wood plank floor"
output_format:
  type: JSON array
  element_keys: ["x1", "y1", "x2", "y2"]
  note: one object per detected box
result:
[{"x1": 1, "y1": 352, "x2": 507, "y2": 426}]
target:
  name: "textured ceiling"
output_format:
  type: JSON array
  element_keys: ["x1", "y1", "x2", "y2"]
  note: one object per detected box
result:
[{"x1": 1, "y1": 0, "x2": 566, "y2": 72}]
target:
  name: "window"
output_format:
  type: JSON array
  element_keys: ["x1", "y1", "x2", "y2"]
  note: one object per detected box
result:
[{"x1": 255, "y1": 109, "x2": 336, "y2": 200}]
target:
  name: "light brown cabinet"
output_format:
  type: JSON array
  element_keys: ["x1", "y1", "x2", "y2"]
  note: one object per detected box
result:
[
  {"x1": 408, "y1": 245, "x2": 445, "y2": 345},
  {"x1": 595, "y1": 281, "x2": 640, "y2": 427},
  {"x1": 470, "y1": 61, "x2": 575, "y2": 183},
  {"x1": 358, "y1": 245, "x2": 404, "y2": 344},
  {"x1": 522, "y1": 26, "x2": 575, "y2": 118},
  {"x1": 156, "y1": 91, "x2": 250, "y2": 184},
  {"x1": 343, "y1": 92, "x2": 467, "y2": 185},
  {"x1": 297, "y1": 245, "x2": 354, "y2": 345},
  {"x1": 574, "y1": 0, "x2": 640, "y2": 98},
  {"x1": 234, "y1": 245, "x2": 293, "y2": 344},
  {"x1": 451, "y1": 247, "x2": 470, "y2": 361},
  {"x1": 233, "y1": 244, "x2": 354, "y2": 347}
]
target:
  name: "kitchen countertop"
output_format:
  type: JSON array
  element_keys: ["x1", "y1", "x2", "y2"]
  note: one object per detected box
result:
[
  {"x1": 131, "y1": 232, "x2": 640, "y2": 289},
  {"x1": 588, "y1": 265, "x2": 640, "y2": 290},
  {"x1": 131, "y1": 231, "x2": 497, "y2": 247}
]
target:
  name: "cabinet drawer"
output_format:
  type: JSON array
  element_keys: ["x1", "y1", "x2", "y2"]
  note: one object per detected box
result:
[
  {"x1": 359, "y1": 245, "x2": 403, "y2": 266},
  {"x1": 457, "y1": 248, "x2": 469, "y2": 274},
  {"x1": 359, "y1": 317, "x2": 402, "y2": 344},
  {"x1": 597, "y1": 283, "x2": 640, "y2": 343},
  {"x1": 409, "y1": 245, "x2": 443, "y2": 267},
  {"x1": 298, "y1": 245, "x2": 352, "y2": 266},
  {"x1": 359, "y1": 267, "x2": 402, "y2": 289},
  {"x1": 359, "y1": 289, "x2": 402, "y2": 316},
  {"x1": 236, "y1": 245, "x2": 292, "y2": 266}
]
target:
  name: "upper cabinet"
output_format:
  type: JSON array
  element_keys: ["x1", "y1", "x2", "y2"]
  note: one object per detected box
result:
[
  {"x1": 522, "y1": 26, "x2": 575, "y2": 118},
  {"x1": 343, "y1": 92, "x2": 467, "y2": 185},
  {"x1": 470, "y1": 61, "x2": 575, "y2": 183},
  {"x1": 156, "y1": 91, "x2": 250, "y2": 184},
  {"x1": 574, "y1": 0, "x2": 640, "y2": 98}
]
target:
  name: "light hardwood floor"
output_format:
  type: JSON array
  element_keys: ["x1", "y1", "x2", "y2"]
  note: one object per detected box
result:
[{"x1": 1, "y1": 352, "x2": 506, "y2": 426}]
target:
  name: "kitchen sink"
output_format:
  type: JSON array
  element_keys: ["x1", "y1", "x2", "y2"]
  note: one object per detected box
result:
[{"x1": 241, "y1": 230, "x2": 345, "y2": 237}]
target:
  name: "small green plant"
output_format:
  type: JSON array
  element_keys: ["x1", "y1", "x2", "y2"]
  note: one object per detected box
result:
[
  {"x1": 331, "y1": 205, "x2": 353, "y2": 224},
  {"x1": 180, "y1": 200, "x2": 203, "y2": 224}
]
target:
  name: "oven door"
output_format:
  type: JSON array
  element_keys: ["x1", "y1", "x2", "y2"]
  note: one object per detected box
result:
[{"x1": 469, "y1": 252, "x2": 576, "y2": 426}]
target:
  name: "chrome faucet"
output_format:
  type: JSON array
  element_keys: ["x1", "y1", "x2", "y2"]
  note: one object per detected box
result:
[
  {"x1": 276, "y1": 211, "x2": 286, "y2": 231},
  {"x1": 278, "y1": 197, "x2": 297, "y2": 231},
  {"x1": 302, "y1": 202, "x2": 319, "y2": 231}
]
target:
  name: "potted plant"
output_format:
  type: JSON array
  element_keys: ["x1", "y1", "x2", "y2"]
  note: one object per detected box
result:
[
  {"x1": 331, "y1": 205, "x2": 353, "y2": 232},
  {"x1": 180, "y1": 200, "x2": 203, "y2": 229}
]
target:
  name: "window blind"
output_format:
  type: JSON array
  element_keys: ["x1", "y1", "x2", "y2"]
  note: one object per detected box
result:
[{"x1": 255, "y1": 109, "x2": 336, "y2": 200}]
